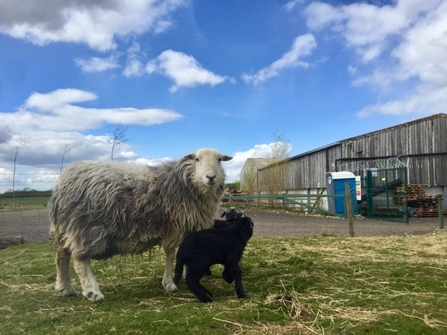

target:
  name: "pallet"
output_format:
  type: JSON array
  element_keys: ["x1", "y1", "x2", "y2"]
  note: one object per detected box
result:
[{"x1": 418, "y1": 210, "x2": 439, "y2": 218}]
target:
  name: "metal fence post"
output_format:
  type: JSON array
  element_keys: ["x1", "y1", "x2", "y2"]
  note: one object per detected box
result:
[
  {"x1": 438, "y1": 195, "x2": 444, "y2": 229},
  {"x1": 345, "y1": 182, "x2": 354, "y2": 237}
]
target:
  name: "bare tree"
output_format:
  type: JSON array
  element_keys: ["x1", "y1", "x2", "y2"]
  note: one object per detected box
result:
[
  {"x1": 107, "y1": 124, "x2": 129, "y2": 161},
  {"x1": 241, "y1": 157, "x2": 265, "y2": 194},
  {"x1": 259, "y1": 132, "x2": 291, "y2": 198},
  {"x1": 241, "y1": 160, "x2": 259, "y2": 195},
  {"x1": 12, "y1": 135, "x2": 29, "y2": 209},
  {"x1": 60, "y1": 144, "x2": 74, "y2": 174}
]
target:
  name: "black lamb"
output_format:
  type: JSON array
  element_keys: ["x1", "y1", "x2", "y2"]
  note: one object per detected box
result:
[
  {"x1": 207, "y1": 207, "x2": 245, "y2": 275},
  {"x1": 173, "y1": 216, "x2": 254, "y2": 303},
  {"x1": 213, "y1": 207, "x2": 245, "y2": 228}
]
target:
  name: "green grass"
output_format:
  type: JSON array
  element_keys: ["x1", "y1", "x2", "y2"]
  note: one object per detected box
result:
[
  {"x1": 1, "y1": 232, "x2": 447, "y2": 334},
  {"x1": 0, "y1": 196, "x2": 50, "y2": 212}
]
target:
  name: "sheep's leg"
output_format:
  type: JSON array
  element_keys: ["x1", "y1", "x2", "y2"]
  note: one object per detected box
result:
[
  {"x1": 185, "y1": 266, "x2": 214, "y2": 303},
  {"x1": 162, "y1": 246, "x2": 178, "y2": 292},
  {"x1": 73, "y1": 258, "x2": 104, "y2": 302},
  {"x1": 55, "y1": 245, "x2": 76, "y2": 296}
]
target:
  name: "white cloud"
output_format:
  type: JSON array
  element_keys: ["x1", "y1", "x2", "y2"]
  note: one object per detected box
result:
[
  {"x1": 0, "y1": 0, "x2": 189, "y2": 51},
  {"x1": 123, "y1": 42, "x2": 144, "y2": 77},
  {"x1": 284, "y1": 0, "x2": 304, "y2": 12},
  {"x1": 123, "y1": 59, "x2": 144, "y2": 77},
  {"x1": 391, "y1": 2, "x2": 447, "y2": 87},
  {"x1": 75, "y1": 53, "x2": 120, "y2": 72},
  {"x1": 304, "y1": 1, "x2": 407, "y2": 62},
  {"x1": 8, "y1": 88, "x2": 183, "y2": 132},
  {"x1": 303, "y1": 0, "x2": 447, "y2": 118},
  {"x1": 24, "y1": 88, "x2": 96, "y2": 111},
  {"x1": 357, "y1": 86, "x2": 447, "y2": 118},
  {"x1": 0, "y1": 88, "x2": 183, "y2": 172},
  {"x1": 224, "y1": 143, "x2": 293, "y2": 182},
  {"x1": 241, "y1": 34, "x2": 317, "y2": 85},
  {"x1": 146, "y1": 50, "x2": 230, "y2": 92}
]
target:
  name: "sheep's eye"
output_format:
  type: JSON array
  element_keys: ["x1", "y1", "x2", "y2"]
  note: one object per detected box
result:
[{"x1": 195, "y1": 158, "x2": 199, "y2": 162}]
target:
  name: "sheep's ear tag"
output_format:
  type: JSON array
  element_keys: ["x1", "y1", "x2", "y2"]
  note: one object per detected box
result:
[
  {"x1": 221, "y1": 155, "x2": 233, "y2": 161},
  {"x1": 185, "y1": 154, "x2": 196, "y2": 160}
]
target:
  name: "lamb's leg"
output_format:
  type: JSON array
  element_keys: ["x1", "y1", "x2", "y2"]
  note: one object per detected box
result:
[
  {"x1": 173, "y1": 254, "x2": 184, "y2": 285},
  {"x1": 185, "y1": 266, "x2": 214, "y2": 303},
  {"x1": 73, "y1": 258, "x2": 104, "y2": 302},
  {"x1": 232, "y1": 264, "x2": 246, "y2": 299},
  {"x1": 222, "y1": 267, "x2": 234, "y2": 284},
  {"x1": 162, "y1": 246, "x2": 178, "y2": 292},
  {"x1": 55, "y1": 245, "x2": 76, "y2": 296},
  {"x1": 204, "y1": 267, "x2": 212, "y2": 276}
]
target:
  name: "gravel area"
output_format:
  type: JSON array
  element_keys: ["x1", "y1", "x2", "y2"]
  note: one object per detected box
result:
[{"x1": 0, "y1": 208, "x2": 443, "y2": 245}]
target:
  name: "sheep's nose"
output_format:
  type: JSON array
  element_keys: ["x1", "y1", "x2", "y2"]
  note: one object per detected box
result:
[{"x1": 206, "y1": 174, "x2": 216, "y2": 183}]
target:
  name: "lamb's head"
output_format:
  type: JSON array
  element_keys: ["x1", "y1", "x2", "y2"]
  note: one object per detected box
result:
[
  {"x1": 185, "y1": 148, "x2": 232, "y2": 190},
  {"x1": 221, "y1": 207, "x2": 244, "y2": 221}
]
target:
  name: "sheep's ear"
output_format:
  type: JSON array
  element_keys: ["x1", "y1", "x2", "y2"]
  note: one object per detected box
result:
[
  {"x1": 185, "y1": 153, "x2": 196, "y2": 160},
  {"x1": 221, "y1": 155, "x2": 233, "y2": 161},
  {"x1": 221, "y1": 210, "x2": 226, "y2": 218}
]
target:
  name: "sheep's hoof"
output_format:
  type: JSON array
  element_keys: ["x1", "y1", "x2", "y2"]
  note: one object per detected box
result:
[
  {"x1": 84, "y1": 291, "x2": 105, "y2": 302},
  {"x1": 163, "y1": 282, "x2": 178, "y2": 292},
  {"x1": 56, "y1": 285, "x2": 76, "y2": 297}
]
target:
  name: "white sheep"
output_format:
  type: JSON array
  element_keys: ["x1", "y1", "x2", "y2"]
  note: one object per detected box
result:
[{"x1": 48, "y1": 148, "x2": 232, "y2": 302}]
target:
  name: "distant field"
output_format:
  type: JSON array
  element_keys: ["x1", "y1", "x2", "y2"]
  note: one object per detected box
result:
[{"x1": 0, "y1": 196, "x2": 50, "y2": 212}]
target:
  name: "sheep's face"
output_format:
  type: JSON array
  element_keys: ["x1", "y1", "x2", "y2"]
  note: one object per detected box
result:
[{"x1": 186, "y1": 148, "x2": 232, "y2": 189}]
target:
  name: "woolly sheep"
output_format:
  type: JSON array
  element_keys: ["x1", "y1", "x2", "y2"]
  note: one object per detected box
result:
[
  {"x1": 49, "y1": 148, "x2": 232, "y2": 302},
  {"x1": 173, "y1": 216, "x2": 254, "y2": 303}
]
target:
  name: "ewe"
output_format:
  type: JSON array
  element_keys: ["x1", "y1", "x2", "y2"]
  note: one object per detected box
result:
[
  {"x1": 49, "y1": 148, "x2": 232, "y2": 302},
  {"x1": 173, "y1": 216, "x2": 254, "y2": 303}
]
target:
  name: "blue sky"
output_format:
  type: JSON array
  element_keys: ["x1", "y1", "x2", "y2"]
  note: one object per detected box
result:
[{"x1": 0, "y1": 0, "x2": 446, "y2": 192}]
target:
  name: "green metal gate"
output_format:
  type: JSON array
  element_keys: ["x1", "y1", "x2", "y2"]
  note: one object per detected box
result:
[{"x1": 364, "y1": 167, "x2": 408, "y2": 223}]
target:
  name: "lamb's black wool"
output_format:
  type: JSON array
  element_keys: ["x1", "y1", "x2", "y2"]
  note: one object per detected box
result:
[
  {"x1": 173, "y1": 216, "x2": 254, "y2": 303},
  {"x1": 212, "y1": 207, "x2": 244, "y2": 228}
]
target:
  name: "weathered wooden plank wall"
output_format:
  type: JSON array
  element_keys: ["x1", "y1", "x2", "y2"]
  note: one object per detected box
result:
[{"x1": 257, "y1": 114, "x2": 447, "y2": 189}]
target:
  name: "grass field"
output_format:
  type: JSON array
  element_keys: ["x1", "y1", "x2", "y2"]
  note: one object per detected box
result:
[
  {"x1": 1, "y1": 232, "x2": 447, "y2": 335},
  {"x1": 0, "y1": 196, "x2": 50, "y2": 212}
]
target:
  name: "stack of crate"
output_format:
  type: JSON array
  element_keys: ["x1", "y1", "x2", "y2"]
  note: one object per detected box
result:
[{"x1": 395, "y1": 184, "x2": 442, "y2": 217}]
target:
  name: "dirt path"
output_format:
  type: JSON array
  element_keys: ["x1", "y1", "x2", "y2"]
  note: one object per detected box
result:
[{"x1": 0, "y1": 208, "x2": 443, "y2": 245}]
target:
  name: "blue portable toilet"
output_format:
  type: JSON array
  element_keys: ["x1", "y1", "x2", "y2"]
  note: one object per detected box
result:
[{"x1": 326, "y1": 171, "x2": 358, "y2": 215}]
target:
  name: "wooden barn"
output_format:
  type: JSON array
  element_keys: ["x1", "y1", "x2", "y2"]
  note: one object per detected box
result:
[{"x1": 243, "y1": 113, "x2": 447, "y2": 216}]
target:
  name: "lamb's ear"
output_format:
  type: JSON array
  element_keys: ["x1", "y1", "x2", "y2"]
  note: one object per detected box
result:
[
  {"x1": 185, "y1": 153, "x2": 196, "y2": 160},
  {"x1": 221, "y1": 155, "x2": 233, "y2": 161},
  {"x1": 221, "y1": 210, "x2": 227, "y2": 218}
]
